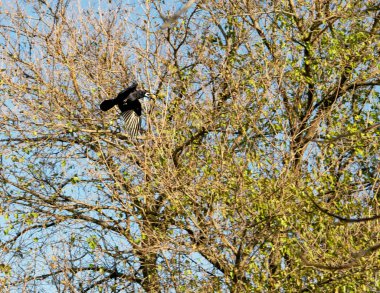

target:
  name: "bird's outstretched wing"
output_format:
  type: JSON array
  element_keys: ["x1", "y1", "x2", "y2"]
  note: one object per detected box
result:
[
  {"x1": 115, "y1": 82, "x2": 138, "y2": 101},
  {"x1": 121, "y1": 110, "x2": 141, "y2": 137}
]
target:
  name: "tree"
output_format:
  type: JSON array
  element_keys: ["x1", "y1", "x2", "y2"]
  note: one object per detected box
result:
[{"x1": 0, "y1": 0, "x2": 379, "y2": 291}]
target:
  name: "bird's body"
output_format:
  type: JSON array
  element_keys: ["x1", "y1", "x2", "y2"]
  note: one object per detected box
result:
[{"x1": 100, "y1": 83, "x2": 148, "y2": 137}]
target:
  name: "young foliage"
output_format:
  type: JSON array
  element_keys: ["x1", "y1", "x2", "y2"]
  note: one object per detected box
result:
[{"x1": 0, "y1": 0, "x2": 379, "y2": 291}]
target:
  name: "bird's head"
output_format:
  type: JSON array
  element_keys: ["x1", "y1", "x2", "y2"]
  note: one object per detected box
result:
[{"x1": 130, "y1": 90, "x2": 147, "y2": 100}]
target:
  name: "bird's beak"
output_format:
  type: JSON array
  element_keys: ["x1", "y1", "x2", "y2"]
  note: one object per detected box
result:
[{"x1": 144, "y1": 92, "x2": 155, "y2": 99}]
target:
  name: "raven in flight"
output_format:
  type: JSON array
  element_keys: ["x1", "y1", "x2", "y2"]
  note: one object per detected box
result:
[{"x1": 100, "y1": 83, "x2": 149, "y2": 137}]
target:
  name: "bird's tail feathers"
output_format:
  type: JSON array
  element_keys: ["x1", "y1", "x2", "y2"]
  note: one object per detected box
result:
[{"x1": 100, "y1": 99, "x2": 117, "y2": 111}]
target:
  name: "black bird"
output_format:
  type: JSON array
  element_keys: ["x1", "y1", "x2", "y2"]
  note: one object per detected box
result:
[{"x1": 100, "y1": 83, "x2": 149, "y2": 137}]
